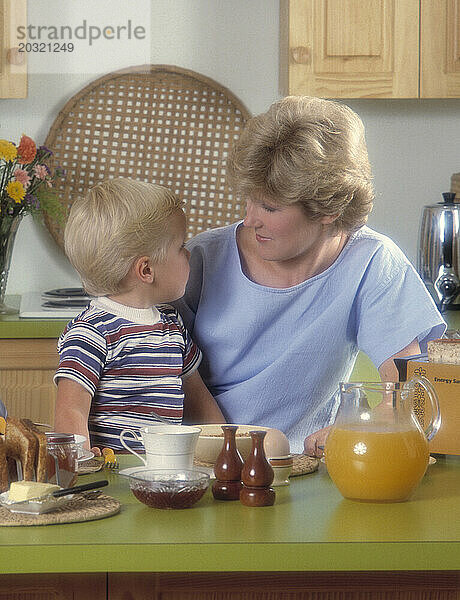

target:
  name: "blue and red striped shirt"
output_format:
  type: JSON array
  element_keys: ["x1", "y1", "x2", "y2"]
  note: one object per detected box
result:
[{"x1": 54, "y1": 297, "x2": 201, "y2": 450}]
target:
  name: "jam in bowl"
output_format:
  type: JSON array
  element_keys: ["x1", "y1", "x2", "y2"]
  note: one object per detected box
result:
[{"x1": 122, "y1": 469, "x2": 210, "y2": 509}]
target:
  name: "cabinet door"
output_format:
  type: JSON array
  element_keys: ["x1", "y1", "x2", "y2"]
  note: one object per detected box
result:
[
  {"x1": 0, "y1": 0, "x2": 27, "y2": 98},
  {"x1": 421, "y1": 0, "x2": 460, "y2": 97},
  {"x1": 0, "y1": 339, "x2": 58, "y2": 426},
  {"x1": 0, "y1": 574, "x2": 106, "y2": 600},
  {"x1": 281, "y1": 0, "x2": 419, "y2": 98},
  {"x1": 109, "y1": 572, "x2": 460, "y2": 600}
]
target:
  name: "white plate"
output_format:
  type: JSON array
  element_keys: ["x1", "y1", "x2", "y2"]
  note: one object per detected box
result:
[
  {"x1": 193, "y1": 464, "x2": 215, "y2": 478},
  {"x1": 78, "y1": 450, "x2": 95, "y2": 463},
  {"x1": 0, "y1": 490, "x2": 77, "y2": 515}
]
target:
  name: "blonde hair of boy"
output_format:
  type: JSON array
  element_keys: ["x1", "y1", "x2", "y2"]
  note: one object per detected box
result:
[
  {"x1": 64, "y1": 178, "x2": 184, "y2": 296},
  {"x1": 228, "y1": 96, "x2": 374, "y2": 232}
]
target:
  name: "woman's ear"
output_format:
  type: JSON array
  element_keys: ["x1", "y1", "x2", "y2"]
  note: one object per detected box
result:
[
  {"x1": 133, "y1": 256, "x2": 154, "y2": 284},
  {"x1": 320, "y1": 213, "x2": 340, "y2": 225}
]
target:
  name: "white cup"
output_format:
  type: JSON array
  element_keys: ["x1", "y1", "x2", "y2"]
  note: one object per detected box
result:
[{"x1": 119, "y1": 424, "x2": 202, "y2": 469}]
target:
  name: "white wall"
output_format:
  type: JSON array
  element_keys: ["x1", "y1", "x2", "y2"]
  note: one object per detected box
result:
[{"x1": 2, "y1": 0, "x2": 460, "y2": 296}]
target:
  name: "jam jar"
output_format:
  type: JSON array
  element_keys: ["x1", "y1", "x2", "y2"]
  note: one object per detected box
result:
[{"x1": 45, "y1": 432, "x2": 79, "y2": 488}]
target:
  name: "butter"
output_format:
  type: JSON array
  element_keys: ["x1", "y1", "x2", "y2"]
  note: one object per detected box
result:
[{"x1": 8, "y1": 481, "x2": 60, "y2": 502}]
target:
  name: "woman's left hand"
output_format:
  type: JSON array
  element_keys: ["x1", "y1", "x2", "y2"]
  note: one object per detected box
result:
[{"x1": 303, "y1": 425, "x2": 332, "y2": 458}]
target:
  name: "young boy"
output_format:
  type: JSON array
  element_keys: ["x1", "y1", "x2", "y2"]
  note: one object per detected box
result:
[{"x1": 54, "y1": 178, "x2": 224, "y2": 452}]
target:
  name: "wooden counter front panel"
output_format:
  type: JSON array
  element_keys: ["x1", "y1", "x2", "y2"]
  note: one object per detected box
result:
[
  {"x1": 0, "y1": 339, "x2": 58, "y2": 426},
  {"x1": 0, "y1": 574, "x2": 105, "y2": 600},
  {"x1": 1, "y1": 572, "x2": 460, "y2": 600},
  {"x1": 109, "y1": 571, "x2": 460, "y2": 600}
]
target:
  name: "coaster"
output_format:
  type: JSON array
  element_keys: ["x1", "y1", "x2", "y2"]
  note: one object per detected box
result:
[
  {"x1": 0, "y1": 494, "x2": 120, "y2": 527},
  {"x1": 193, "y1": 458, "x2": 215, "y2": 469},
  {"x1": 78, "y1": 458, "x2": 104, "y2": 475},
  {"x1": 194, "y1": 454, "x2": 319, "y2": 477},
  {"x1": 290, "y1": 454, "x2": 319, "y2": 476}
]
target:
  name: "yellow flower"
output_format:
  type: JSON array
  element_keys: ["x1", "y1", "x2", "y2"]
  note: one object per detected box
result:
[
  {"x1": 6, "y1": 180, "x2": 25, "y2": 203},
  {"x1": 0, "y1": 140, "x2": 17, "y2": 162}
]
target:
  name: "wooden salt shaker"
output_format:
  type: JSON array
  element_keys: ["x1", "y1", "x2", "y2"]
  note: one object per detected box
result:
[
  {"x1": 212, "y1": 426, "x2": 243, "y2": 500},
  {"x1": 240, "y1": 430, "x2": 275, "y2": 507}
]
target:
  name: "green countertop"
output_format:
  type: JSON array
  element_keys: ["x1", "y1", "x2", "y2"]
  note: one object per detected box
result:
[
  {"x1": 1, "y1": 455, "x2": 460, "y2": 574},
  {"x1": 0, "y1": 296, "x2": 67, "y2": 339},
  {"x1": 2, "y1": 297, "x2": 460, "y2": 340}
]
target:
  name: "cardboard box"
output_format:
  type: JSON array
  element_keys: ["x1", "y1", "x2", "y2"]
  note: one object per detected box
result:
[{"x1": 395, "y1": 355, "x2": 460, "y2": 455}]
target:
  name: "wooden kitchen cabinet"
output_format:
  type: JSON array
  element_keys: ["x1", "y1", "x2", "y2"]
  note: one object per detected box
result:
[
  {"x1": 281, "y1": 0, "x2": 460, "y2": 98},
  {"x1": 0, "y1": 338, "x2": 58, "y2": 425},
  {"x1": 1, "y1": 571, "x2": 459, "y2": 600},
  {"x1": 421, "y1": 0, "x2": 460, "y2": 97},
  {"x1": 108, "y1": 572, "x2": 460, "y2": 600},
  {"x1": 0, "y1": 574, "x2": 106, "y2": 600},
  {"x1": 0, "y1": 0, "x2": 27, "y2": 98}
]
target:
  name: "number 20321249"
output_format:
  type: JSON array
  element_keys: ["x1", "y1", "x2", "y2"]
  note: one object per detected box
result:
[{"x1": 18, "y1": 42, "x2": 74, "y2": 53}]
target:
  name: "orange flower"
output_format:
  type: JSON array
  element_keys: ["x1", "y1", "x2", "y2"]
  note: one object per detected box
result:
[{"x1": 17, "y1": 134, "x2": 37, "y2": 164}]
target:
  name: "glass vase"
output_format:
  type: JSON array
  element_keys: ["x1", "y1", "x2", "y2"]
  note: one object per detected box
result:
[{"x1": 0, "y1": 214, "x2": 22, "y2": 315}]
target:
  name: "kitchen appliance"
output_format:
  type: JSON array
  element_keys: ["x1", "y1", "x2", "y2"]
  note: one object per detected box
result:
[{"x1": 418, "y1": 192, "x2": 460, "y2": 311}]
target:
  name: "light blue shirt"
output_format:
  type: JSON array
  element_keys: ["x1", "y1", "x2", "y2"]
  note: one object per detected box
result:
[{"x1": 176, "y1": 223, "x2": 446, "y2": 452}]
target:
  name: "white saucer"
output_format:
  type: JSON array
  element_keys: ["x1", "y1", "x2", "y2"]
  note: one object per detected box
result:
[
  {"x1": 194, "y1": 464, "x2": 215, "y2": 478},
  {"x1": 118, "y1": 466, "x2": 150, "y2": 477},
  {"x1": 77, "y1": 450, "x2": 95, "y2": 463}
]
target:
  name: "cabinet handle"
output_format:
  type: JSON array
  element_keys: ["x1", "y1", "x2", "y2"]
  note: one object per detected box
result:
[
  {"x1": 6, "y1": 48, "x2": 26, "y2": 66},
  {"x1": 290, "y1": 46, "x2": 311, "y2": 65}
]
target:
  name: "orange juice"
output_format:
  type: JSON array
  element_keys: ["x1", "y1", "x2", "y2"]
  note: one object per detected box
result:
[{"x1": 325, "y1": 425, "x2": 429, "y2": 502}]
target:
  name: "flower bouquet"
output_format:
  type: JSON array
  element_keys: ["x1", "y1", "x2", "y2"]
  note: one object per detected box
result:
[{"x1": 0, "y1": 135, "x2": 65, "y2": 314}]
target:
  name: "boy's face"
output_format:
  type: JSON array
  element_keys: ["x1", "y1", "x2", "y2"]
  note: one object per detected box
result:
[{"x1": 153, "y1": 209, "x2": 190, "y2": 303}]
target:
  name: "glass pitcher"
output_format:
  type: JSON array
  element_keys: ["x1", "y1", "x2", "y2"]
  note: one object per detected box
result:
[{"x1": 324, "y1": 378, "x2": 441, "y2": 503}]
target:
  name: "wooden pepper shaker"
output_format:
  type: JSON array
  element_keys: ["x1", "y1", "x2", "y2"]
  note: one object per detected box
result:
[
  {"x1": 212, "y1": 425, "x2": 243, "y2": 500},
  {"x1": 240, "y1": 430, "x2": 275, "y2": 507}
]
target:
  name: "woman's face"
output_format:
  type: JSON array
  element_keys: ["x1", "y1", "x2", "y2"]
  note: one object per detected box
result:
[{"x1": 243, "y1": 197, "x2": 337, "y2": 263}]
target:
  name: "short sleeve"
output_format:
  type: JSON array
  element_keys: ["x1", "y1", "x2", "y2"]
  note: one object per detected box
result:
[
  {"x1": 357, "y1": 261, "x2": 446, "y2": 368},
  {"x1": 172, "y1": 309, "x2": 202, "y2": 378},
  {"x1": 54, "y1": 321, "x2": 107, "y2": 396}
]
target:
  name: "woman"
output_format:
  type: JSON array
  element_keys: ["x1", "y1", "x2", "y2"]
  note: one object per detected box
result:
[{"x1": 176, "y1": 96, "x2": 445, "y2": 456}]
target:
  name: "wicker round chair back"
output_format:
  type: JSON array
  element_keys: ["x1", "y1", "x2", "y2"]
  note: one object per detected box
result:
[{"x1": 44, "y1": 64, "x2": 251, "y2": 249}]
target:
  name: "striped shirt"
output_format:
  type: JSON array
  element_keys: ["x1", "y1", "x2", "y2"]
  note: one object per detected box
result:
[{"x1": 54, "y1": 297, "x2": 201, "y2": 451}]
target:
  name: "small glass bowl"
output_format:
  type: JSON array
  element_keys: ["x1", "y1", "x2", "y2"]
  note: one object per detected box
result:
[{"x1": 124, "y1": 469, "x2": 210, "y2": 509}]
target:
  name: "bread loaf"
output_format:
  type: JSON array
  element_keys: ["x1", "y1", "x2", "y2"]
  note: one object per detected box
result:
[
  {"x1": 21, "y1": 419, "x2": 49, "y2": 482},
  {"x1": 0, "y1": 436, "x2": 8, "y2": 493},
  {"x1": 427, "y1": 338, "x2": 460, "y2": 365},
  {"x1": 4, "y1": 418, "x2": 38, "y2": 481},
  {"x1": 0, "y1": 418, "x2": 52, "y2": 491}
]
